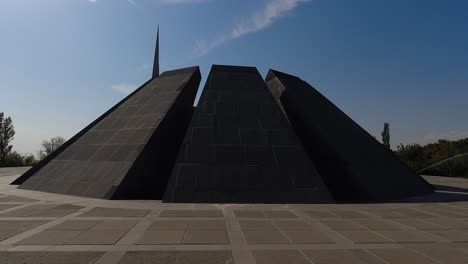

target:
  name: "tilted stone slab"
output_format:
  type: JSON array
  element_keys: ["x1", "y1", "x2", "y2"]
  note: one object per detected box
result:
[
  {"x1": 265, "y1": 69, "x2": 433, "y2": 202},
  {"x1": 163, "y1": 65, "x2": 333, "y2": 203},
  {"x1": 17, "y1": 67, "x2": 201, "y2": 199}
]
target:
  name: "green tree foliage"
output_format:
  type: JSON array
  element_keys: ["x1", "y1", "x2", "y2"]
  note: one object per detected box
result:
[
  {"x1": 0, "y1": 112, "x2": 15, "y2": 166},
  {"x1": 38, "y1": 136, "x2": 66, "y2": 160},
  {"x1": 419, "y1": 154, "x2": 468, "y2": 177},
  {"x1": 395, "y1": 138, "x2": 468, "y2": 177},
  {"x1": 2, "y1": 152, "x2": 37, "y2": 167},
  {"x1": 381, "y1": 122, "x2": 391, "y2": 149}
]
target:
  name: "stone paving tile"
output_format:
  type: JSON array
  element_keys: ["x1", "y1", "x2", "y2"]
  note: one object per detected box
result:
[
  {"x1": 303, "y1": 249, "x2": 386, "y2": 264},
  {"x1": 274, "y1": 220, "x2": 314, "y2": 230},
  {"x1": 182, "y1": 230, "x2": 229, "y2": 244},
  {"x1": 0, "y1": 220, "x2": 48, "y2": 231},
  {"x1": 0, "y1": 251, "x2": 104, "y2": 264},
  {"x1": 42, "y1": 251, "x2": 104, "y2": 264},
  {"x1": 53, "y1": 204, "x2": 84, "y2": 211},
  {"x1": 350, "y1": 218, "x2": 402, "y2": 230},
  {"x1": 239, "y1": 220, "x2": 278, "y2": 230},
  {"x1": 373, "y1": 229, "x2": 445, "y2": 243},
  {"x1": 253, "y1": 250, "x2": 311, "y2": 264},
  {"x1": 0, "y1": 204, "x2": 80, "y2": 217},
  {"x1": 176, "y1": 250, "x2": 233, "y2": 264},
  {"x1": 0, "y1": 251, "x2": 42, "y2": 264},
  {"x1": 396, "y1": 208, "x2": 436, "y2": 218},
  {"x1": 367, "y1": 208, "x2": 436, "y2": 218},
  {"x1": 147, "y1": 220, "x2": 187, "y2": 230},
  {"x1": 422, "y1": 218, "x2": 468, "y2": 229},
  {"x1": 283, "y1": 229, "x2": 335, "y2": 244},
  {"x1": 16, "y1": 230, "x2": 81, "y2": 245},
  {"x1": 0, "y1": 195, "x2": 37, "y2": 203},
  {"x1": 320, "y1": 219, "x2": 366, "y2": 230},
  {"x1": 233, "y1": 210, "x2": 297, "y2": 218},
  {"x1": 418, "y1": 206, "x2": 468, "y2": 218},
  {"x1": 78, "y1": 207, "x2": 149, "y2": 217},
  {"x1": 0, "y1": 230, "x2": 22, "y2": 241},
  {"x1": 330, "y1": 210, "x2": 368, "y2": 218},
  {"x1": 136, "y1": 230, "x2": 185, "y2": 245},
  {"x1": 187, "y1": 220, "x2": 226, "y2": 230},
  {"x1": 389, "y1": 218, "x2": 446, "y2": 230},
  {"x1": 369, "y1": 248, "x2": 441, "y2": 264},
  {"x1": 263, "y1": 210, "x2": 297, "y2": 218},
  {"x1": 337, "y1": 230, "x2": 393, "y2": 243},
  {"x1": 233, "y1": 210, "x2": 265, "y2": 218},
  {"x1": 121, "y1": 250, "x2": 233, "y2": 264},
  {"x1": 304, "y1": 210, "x2": 338, "y2": 218},
  {"x1": 159, "y1": 210, "x2": 223, "y2": 218},
  {"x1": 66, "y1": 230, "x2": 128, "y2": 244},
  {"x1": 406, "y1": 243, "x2": 468, "y2": 264},
  {"x1": 49, "y1": 220, "x2": 101, "y2": 230},
  {"x1": 90, "y1": 220, "x2": 138, "y2": 230},
  {"x1": 0, "y1": 204, "x2": 23, "y2": 211},
  {"x1": 243, "y1": 230, "x2": 290, "y2": 244},
  {"x1": 118, "y1": 251, "x2": 178, "y2": 264},
  {"x1": 366, "y1": 210, "x2": 408, "y2": 218},
  {"x1": 426, "y1": 229, "x2": 468, "y2": 242}
]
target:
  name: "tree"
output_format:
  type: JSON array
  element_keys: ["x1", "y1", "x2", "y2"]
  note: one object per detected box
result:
[
  {"x1": 3, "y1": 152, "x2": 38, "y2": 167},
  {"x1": 22, "y1": 154, "x2": 37, "y2": 166},
  {"x1": 381, "y1": 122, "x2": 390, "y2": 149},
  {"x1": 38, "y1": 136, "x2": 66, "y2": 160},
  {"x1": 0, "y1": 112, "x2": 15, "y2": 166}
]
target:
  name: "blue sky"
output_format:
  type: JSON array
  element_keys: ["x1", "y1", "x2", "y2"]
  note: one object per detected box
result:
[{"x1": 1, "y1": 0, "x2": 467, "y2": 155}]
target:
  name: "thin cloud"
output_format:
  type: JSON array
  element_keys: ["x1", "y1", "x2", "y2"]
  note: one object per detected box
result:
[
  {"x1": 88, "y1": 0, "x2": 97, "y2": 3},
  {"x1": 111, "y1": 83, "x2": 138, "y2": 95},
  {"x1": 193, "y1": 0, "x2": 310, "y2": 56}
]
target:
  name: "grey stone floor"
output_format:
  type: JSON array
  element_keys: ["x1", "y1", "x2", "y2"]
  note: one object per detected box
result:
[{"x1": 0, "y1": 168, "x2": 468, "y2": 263}]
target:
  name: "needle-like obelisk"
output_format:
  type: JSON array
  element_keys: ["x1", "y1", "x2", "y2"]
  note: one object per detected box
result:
[{"x1": 152, "y1": 25, "x2": 160, "y2": 78}]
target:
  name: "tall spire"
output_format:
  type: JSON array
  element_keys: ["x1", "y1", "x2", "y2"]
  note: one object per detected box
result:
[{"x1": 152, "y1": 25, "x2": 160, "y2": 78}]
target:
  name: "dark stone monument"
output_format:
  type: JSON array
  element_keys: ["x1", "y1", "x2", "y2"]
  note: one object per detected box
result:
[
  {"x1": 12, "y1": 28, "x2": 435, "y2": 203},
  {"x1": 265, "y1": 69, "x2": 434, "y2": 202},
  {"x1": 16, "y1": 66, "x2": 201, "y2": 199},
  {"x1": 162, "y1": 65, "x2": 334, "y2": 203}
]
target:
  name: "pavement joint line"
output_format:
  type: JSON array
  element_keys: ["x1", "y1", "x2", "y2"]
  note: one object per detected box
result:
[
  {"x1": 0, "y1": 200, "x2": 44, "y2": 214},
  {"x1": 294, "y1": 208, "x2": 354, "y2": 246},
  {"x1": 271, "y1": 219, "x2": 293, "y2": 244},
  {"x1": 298, "y1": 248, "x2": 315, "y2": 264},
  {"x1": 0, "y1": 211, "x2": 85, "y2": 245},
  {"x1": 223, "y1": 206, "x2": 255, "y2": 264},
  {"x1": 2, "y1": 243, "x2": 416, "y2": 251},
  {"x1": 405, "y1": 246, "x2": 446, "y2": 264},
  {"x1": 93, "y1": 250, "x2": 127, "y2": 264},
  {"x1": 115, "y1": 208, "x2": 162, "y2": 245},
  {"x1": 362, "y1": 248, "x2": 392, "y2": 264},
  {"x1": 0, "y1": 217, "x2": 58, "y2": 221},
  {"x1": 71, "y1": 217, "x2": 145, "y2": 221}
]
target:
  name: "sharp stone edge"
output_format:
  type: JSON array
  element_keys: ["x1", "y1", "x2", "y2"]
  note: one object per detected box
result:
[
  {"x1": 18, "y1": 67, "x2": 201, "y2": 200},
  {"x1": 265, "y1": 69, "x2": 434, "y2": 202}
]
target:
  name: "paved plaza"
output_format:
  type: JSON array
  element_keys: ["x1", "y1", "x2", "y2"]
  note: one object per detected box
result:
[{"x1": 0, "y1": 167, "x2": 467, "y2": 263}]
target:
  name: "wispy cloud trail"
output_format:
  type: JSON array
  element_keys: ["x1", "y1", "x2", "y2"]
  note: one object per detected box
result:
[{"x1": 193, "y1": 0, "x2": 310, "y2": 56}]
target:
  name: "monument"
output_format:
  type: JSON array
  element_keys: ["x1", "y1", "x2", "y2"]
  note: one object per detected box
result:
[
  {"x1": 265, "y1": 70, "x2": 434, "y2": 201},
  {"x1": 162, "y1": 65, "x2": 334, "y2": 203},
  {"x1": 13, "y1": 29, "x2": 434, "y2": 203}
]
